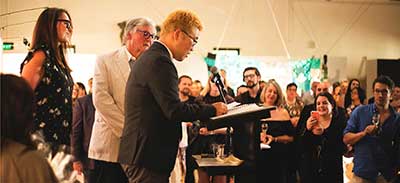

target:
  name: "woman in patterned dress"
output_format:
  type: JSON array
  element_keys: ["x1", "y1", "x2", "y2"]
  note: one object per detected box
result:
[{"x1": 21, "y1": 8, "x2": 74, "y2": 152}]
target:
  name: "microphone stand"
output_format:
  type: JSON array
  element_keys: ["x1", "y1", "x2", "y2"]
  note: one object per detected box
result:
[
  {"x1": 212, "y1": 76, "x2": 233, "y2": 156},
  {"x1": 212, "y1": 76, "x2": 227, "y2": 104}
]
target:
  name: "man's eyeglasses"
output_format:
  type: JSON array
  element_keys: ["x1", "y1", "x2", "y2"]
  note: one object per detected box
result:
[
  {"x1": 57, "y1": 19, "x2": 73, "y2": 30},
  {"x1": 243, "y1": 74, "x2": 256, "y2": 79},
  {"x1": 374, "y1": 89, "x2": 389, "y2": 95},
  {"x1": 136, "y1": 30, "x2": 156, "y2": 40},
  {"x1": 317, "y1": 88, "x2": 328, "y2": 92},
  {"x1": 181, "y1": 30, "x2": 198, "y2": 46}
]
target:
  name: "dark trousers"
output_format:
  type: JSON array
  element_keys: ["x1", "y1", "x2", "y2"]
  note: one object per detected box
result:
[
  {"x1": 121, "y1": 164, "x2": 169, "y2": 183},
  {"x1": 94, "y1": 160, "x2": 128, "y2": 183},
  {"x1": 84, "y1": 168, "x2": 97, "y2": 183}
]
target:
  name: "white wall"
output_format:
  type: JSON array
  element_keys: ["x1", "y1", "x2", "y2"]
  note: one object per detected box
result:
[
  {"x1": 365, "y1": 59, "x2": 378, "y2": 99},
  {"x1": 1, "y1": 0, "x2": 400, "y2": 81},
  {"x1": 0, "y1": 53, "x2": 97, "y2": 89}
]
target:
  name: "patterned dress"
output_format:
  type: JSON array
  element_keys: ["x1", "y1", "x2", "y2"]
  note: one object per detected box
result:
[
  {"x1": 21, "y1": 44, "x2": 74, "y2": 149},
  {"x1": 284, "y1": 97, "x2": 304, "y2": 119}
]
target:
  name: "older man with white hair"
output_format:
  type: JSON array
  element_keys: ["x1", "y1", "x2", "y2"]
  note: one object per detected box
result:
[{"x1": 88, "y1": 17, "x2": 156, "y2": 183}]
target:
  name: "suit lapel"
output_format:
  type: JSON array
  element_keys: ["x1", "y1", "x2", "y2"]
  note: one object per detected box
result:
[{"x1": 115, "y1": 47, "x2": 130, "y2": 82}]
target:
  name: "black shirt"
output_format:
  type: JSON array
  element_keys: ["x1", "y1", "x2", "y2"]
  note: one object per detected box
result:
[{"x1": 235, "y1": 89, "x2": 262, "y2": 104}]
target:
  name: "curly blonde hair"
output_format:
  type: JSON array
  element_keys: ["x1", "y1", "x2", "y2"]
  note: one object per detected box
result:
[{"x1": 161, "y1": 10, "x2": 203, "y2": 36}]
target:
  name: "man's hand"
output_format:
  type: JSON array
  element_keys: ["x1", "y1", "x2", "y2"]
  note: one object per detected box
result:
[
  {"x1": 73, "y1": 161, "x2": 83, "y2": 175},
  {"x1": 363, "y1": 124, "x2": 378, "y2": 135},
  {"x1": 199, "y1": 127, "x2": 209, "y2": 135},
  {"x1": 212, "y1": 102, "x2": 228, "y2": 116},
  {"x1": 185, "y1": 122, "x2": 193, "y2": 127}
]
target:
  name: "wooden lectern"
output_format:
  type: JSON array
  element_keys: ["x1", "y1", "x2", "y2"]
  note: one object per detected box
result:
[{"x1": 196, "y1": 104, "x2": 276, "y2": 183}]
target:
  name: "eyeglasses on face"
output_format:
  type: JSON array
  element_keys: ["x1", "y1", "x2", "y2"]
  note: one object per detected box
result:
[
  {"x1": 57, "y1": 19, "x2": 73, "y2": 30},
  {"x1": 136, "y1": 30, "x2": 156, "y2": 40},
  {"x1": 243, "y1": 74, "x2": 256, "y2": 79},
  {"x1": 374, "y1": 89, "x2": 389, "y2": 95},
  {"x1": 181, "y1": 30, "x2": 198, "y2": 46},
  {"x1": 317, "y1": 88, "x2": 328, "y2": 92}
]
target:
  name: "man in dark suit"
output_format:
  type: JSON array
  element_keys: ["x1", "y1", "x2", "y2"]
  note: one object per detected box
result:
[
  {"x1": 71, "y1": 78, "x2": 96, "y2": 183},
  {"x1": 118, "y1": 10, "x2": 227, "y2": 183}
]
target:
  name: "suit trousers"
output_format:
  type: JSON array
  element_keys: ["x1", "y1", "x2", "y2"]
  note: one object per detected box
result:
[
  {"x1": 94, "y1": 160, "x2": 128, "y2": 183},
  {"x1": 122, "y1": 164, "x2": 170, "y2": 183}
]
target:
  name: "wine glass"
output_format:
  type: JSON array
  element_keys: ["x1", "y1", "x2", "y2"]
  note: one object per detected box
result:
[
  {"x1": 260, "y1": 122, "x2": 271, "y2": 149},
  {"x1": 371, "y1": 113, "x2": 381, "y2": 136},
  {"x1": 261, "y1": 122, "x2": 268, "y2": 134}
]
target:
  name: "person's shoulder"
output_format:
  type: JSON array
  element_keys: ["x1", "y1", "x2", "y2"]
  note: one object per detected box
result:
[
  {"x1": 303, "y1": 104, "x2": 314, "y2": 111},
  {"x1": 97, "y1": 47, "x2": 124, "y2": 62},
  {"x1": 2, "y1": 139, "x2": 28, "y2": 155},
  {"x1": 235, "y1": 91, "x2": 249, "y2": 100},
  {"x1": 302, "y1": 91, "x2": 312, "y2": 97},
  {"x1": 352, "y1": 104, "x2": 370, "y2": 114},
  {"x1": 138, "y1": 44, "x2": 171, "y2": 64},
  {"x1": 187, "y1": 96, "x2": 197, "y2": 103},
  {"x1": 150, "y1": 41, "x2": 169, "y2": 54},
  {"x1": 76, "y1": 94, "x2": 92, "y2": 104},
  {"x1": 390, "y1": 106, "x2": 400, "y2": 119},
  {"x1": 21, "y1": 49, "x2": 47, "y2": 67},
  {"x1": 278, "y1": 107, "x2": 291, "y2": 119},
  {"x1": 2, "y1": 140, "x2": 48, "y2": 171},
  {"x1": 32, "y1": 49, "x2": 46, "y2": 60},
  {"x1": 2, "y1": 140, "x2": 57, "y2": 182},
  {"x1": 337, "y1": 106, "x2": 346, "y2": 114}
]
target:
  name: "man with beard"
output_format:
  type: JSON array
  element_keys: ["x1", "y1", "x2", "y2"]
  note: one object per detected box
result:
[
  {"x1": 232, "y1": 67, "x2": 262, "y2": 183},
  {"x1": 178, "y1": 75, "x2": 196, "y2": 104},
  {"x1": 235, "y1": 67, "x2": 262, "y2": 104},
  {"x1": 343, "y1": 75, "x2": 400, "y2": 183}
]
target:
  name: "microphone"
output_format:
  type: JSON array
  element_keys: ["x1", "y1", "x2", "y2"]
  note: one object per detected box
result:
[
  {"x1": 210, "y1": 66, "x2": 227, "y2": 103},
  {"x1": 210, "y1": 66, "x2": 226, "y2": 91}
]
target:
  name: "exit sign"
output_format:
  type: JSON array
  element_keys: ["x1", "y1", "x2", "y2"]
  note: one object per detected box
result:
[{"x1": 3, "y1": 42, "x2": 14, "y2": 50}]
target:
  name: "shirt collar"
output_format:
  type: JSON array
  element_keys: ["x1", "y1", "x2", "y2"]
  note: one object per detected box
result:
[
  {"x1": 155, "y1": 40, "x2": 173, "y2": 59},
  {"x1": 123, "y1": 46, "x2": 136, "y2": 62},
  {"x1": 372, "y1": 103, "x2": 397, "y2": 116}
]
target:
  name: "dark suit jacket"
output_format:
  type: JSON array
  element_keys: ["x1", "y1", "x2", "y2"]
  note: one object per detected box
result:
[
  {"x1": 71, "y1": 93, "x2": 95, "y2": 169},
  {"x1": 118, "y1": 41, "x2": 216, "y2": 174}
]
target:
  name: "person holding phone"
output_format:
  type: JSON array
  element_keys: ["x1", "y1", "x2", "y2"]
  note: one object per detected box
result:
[{"x1": 299, "y1": 92, "x2": 347, "y2": 183}]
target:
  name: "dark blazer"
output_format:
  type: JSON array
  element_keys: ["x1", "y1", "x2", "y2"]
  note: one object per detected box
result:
[
  {"x1": 71, "y1": 93, "x2": 95, "y2": 169},
  {"x1": 118, "y1": 41, "x2": 216, "y2": 174}
]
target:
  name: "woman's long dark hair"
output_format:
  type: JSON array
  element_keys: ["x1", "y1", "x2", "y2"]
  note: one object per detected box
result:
[
  {"x1": 1, "y1": 74, "x2": 35, "y2": 149},
  {"x1": 351, "y1": 87, "x2": 366, "y2": 104},
  {"x1": 30, "y1": 7, "x2": 72, "y2": 72},
  {"x1": 76, "y1": 82, "x2": 87, "y2": 95},
  {"x1": 345, "y1": 79, "x2": 362, "y2": 108}
]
